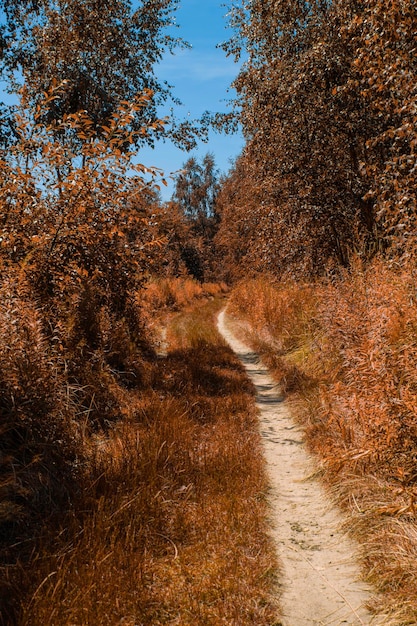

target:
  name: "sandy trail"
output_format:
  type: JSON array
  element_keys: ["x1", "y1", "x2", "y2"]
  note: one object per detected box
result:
[{"x1": 217, "y1": 310, "x2": 386, "y2": 626}]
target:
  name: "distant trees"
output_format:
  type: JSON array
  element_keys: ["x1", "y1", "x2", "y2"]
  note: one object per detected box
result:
[
  {"x1": 214, "y1": 154, "x2": 273, "y2": 281},
  {"x1": 171, "y1": 153, "x2": 221, "y2": 280},
  {"x1": 173, "y1": 153, "x2": 219, "y2": 223},
  {"x1": 216, "y1": 0, "x2": 416, "y2": 277}
]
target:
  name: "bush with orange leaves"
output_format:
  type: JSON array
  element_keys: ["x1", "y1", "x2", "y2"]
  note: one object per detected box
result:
[
  {"x1": 0, "y1": 87, "x2": 165, "y2": 420},
  {"x1": 314, "y1": 262, "x2": 417, "y2": 473},
  {"x1": 0, "y1": 89, "x2": 166, "y2": 609}
]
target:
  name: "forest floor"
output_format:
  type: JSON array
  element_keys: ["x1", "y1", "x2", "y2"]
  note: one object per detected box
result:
[{"x1": 217, "y1": 308, "x2": 389, "y2": 626}]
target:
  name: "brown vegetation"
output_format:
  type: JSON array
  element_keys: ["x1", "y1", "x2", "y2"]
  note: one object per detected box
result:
[
  {"x1": 1, "y1": 0, "x2": 201, "y2": 149},
  {"x1": 1, "y1": 291, "x2": 278, "y2": 625},
  {"x1": 228, "y1": 263, "x2": 417, "y2": 622},
  {"x1": 0, "y1": 0, "x2": 416, "y2": 620},
  {"x1": 0, "y1": 26, "x2": 273, "y2": 619},
  {"x1": 0, "y1": 3, "x2": 279, "y2": 619},
  {"x1": 216, "y1": 0, "x2": 416, "y2": 277}
]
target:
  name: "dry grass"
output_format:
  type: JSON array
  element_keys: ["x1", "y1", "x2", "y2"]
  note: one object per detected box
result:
[
  {"x1": 141, "y1": 277, "x2": 228, "y2": 315},
  {"x1": 228, "y1": 276, "x2": 318, "y2": 394},
  {"x1": 228, "y1": 261, "x2": 417, "y2": 623},
  {"x1": 1, "y1": 292, "x2": 278, "y2": 625},
  {"x1": 139, "y1": 277, "x2": 229, "y2": 352}
]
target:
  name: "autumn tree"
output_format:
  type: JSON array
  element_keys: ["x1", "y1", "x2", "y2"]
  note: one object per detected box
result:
[
  {"x1": 217, "y1": 0, "x2": 417, "y2": 277},
  {"x1": 173, "y1": 153, "x2": 220, "y2": 221},
  {"x1": 214, "y1": 153, "x2": 271, "y2": 281},
  {"x1": 147, "y1": 200, "x2": 196, "y2": 277},
  {"x1": 0, "y1": 86, "x2": 171, "y2": 619},
  {"x1": 346, "y1": 0, "x2": 417, "y2": 256},
  {"x1": 171, "y1": 153, "x2": 221, "y2": 280},
  {"x1": 0, "y1": 0, "x2": 199, "y2": 148},
  {"x1": 218, "y1": 0, "x2": 383, "y2": 277}
]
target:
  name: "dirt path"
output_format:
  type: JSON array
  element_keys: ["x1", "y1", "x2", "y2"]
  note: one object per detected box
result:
[{"x1": 217, "y1": 310, "x2": 387, "y2": 626}]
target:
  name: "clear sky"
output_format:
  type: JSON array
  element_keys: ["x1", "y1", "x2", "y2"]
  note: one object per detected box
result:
[{"x1": 139, "y1": 0, "x2": 245, "y2": 200}]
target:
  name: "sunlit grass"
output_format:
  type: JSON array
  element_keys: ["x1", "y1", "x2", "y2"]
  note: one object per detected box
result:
[{"x1": 229, "y1": 261, "x2": 417, "y2": 623}]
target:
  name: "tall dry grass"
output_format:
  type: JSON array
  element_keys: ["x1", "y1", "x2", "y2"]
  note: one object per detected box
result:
[
  {"x1": 1, "y1": 292, "x2": 278, "y2": 625},
  {"x1": 228, "y1": 276, "x2": 318, "y2": 393},
  {"x1": 229, "y1": 261, "x2": 417, "y2": 623},
  {"x1": 141, "y1": 277, "x2": 228, "y2": 314}
]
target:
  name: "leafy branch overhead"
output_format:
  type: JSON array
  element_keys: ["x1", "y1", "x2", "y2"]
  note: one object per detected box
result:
[{"x1": 0, "y1": 0, "x2": 204, "y2": 148}]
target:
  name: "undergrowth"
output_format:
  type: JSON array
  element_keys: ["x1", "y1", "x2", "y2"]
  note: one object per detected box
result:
[
  {"x1": 140, "y1": 277, "x2": 229, "y2": 345},
  {"x1": 1, "y1": 288, "x2": 278, "y2": 625},
  {"x1": 228, "y1": 260, "x2": 417, "y2": 623},
  {"x1": 141, "y1": 277, "x2": 228, "y2": 313}
]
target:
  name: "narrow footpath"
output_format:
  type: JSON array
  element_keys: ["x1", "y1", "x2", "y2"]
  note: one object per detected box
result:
[{"x1": 217, "y1": 309, "x2": 387, "y2": 626}]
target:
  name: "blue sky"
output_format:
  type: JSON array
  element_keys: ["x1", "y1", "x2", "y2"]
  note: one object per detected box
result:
[{"x1": 139, "y1": 0, "x2": 245, "y2": 200}]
